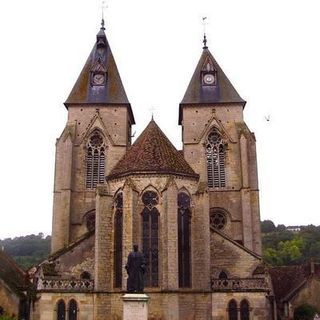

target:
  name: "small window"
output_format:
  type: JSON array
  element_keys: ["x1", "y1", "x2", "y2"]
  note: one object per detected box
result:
[
  {"x1": 219, "y1": 271, "x2": 228, "y2": 280},
  {"x1": 80, "y1": 271, "x2": 91, "y2": 280},
  {"x1": 85, "y1": 210, "x2": 96, "y2": 231},
  {"x1": 228, "y1": 299, "x2": 238, "y2": 320},
  {"x1": 57, "y1": 300, "x2": 66, "y2": 320},
  {"x1": 240, "y1": 300, "x2": 250, "y2": 320},
  {"x1": 0, "y1": 307, "x2": 4, "y2": 316},
  {"x1": 68, "y1": 299, "x2": 78, "y2": 320}
]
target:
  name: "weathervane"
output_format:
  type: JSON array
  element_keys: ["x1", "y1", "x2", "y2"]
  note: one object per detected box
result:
[
  {"x1": 149, "y1": 106, "x2": 156, "y2": 120},
  {"x1": 100, "y1": 0, "x2": 108, "y2": 29},
  {"x1": 202, "y1": 17, "x2": 208, "y2": 49}
]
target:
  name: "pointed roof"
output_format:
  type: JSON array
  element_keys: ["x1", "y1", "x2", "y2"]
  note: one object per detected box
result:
[
  {"x1": 65, "y1": 23, "x2": 135, "y2": 123},
  {"x1": 179, "y1": 47, "x2": 245, "y2": 124},
  {"x1": 107, "y1": 120, "x2": 198, "y2": 180}
]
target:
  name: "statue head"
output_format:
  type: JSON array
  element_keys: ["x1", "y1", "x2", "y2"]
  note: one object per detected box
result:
[{"x1": 133, "y1": 244, "x2": 138, "y2": 252}]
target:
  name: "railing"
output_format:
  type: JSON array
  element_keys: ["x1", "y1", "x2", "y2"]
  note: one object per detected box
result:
[
  {"x1": 37, "y1": 278, "x2": 94, "y2": 292},
  {"x1": 211, "y1": 278, "x2": 268, "y2": 292}
]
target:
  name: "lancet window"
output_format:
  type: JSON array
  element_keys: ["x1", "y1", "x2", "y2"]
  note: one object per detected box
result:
[
  {"x1": 114, "y1": 193, "x2": 123, "y2": 288},
  {"x1": 68, "y1": 299, "x2": 78, "y2": 320},
  {"x1": 56, "y1": 300, "x2": 66, "y2": 320},
  {"x1": 86, "y1": 130, "x2": 106, "y2": 188},
  {"x1": 141, "y1": 190, "x2": 159, "y2": 287},
  {"x1": 205, "y1": 128, "x2": 226, "y2": 188},
  {"x1": 178, "y1": 192, "x2": 191, "y2": 287},
  {"x1": 240, "y1": 300, "x2": 250, "y2": 320},
  {"x1": 228, "y1": 299, "x2": 238, "y2": 320}
]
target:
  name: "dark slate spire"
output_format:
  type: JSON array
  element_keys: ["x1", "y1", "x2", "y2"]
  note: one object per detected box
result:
[
  {"x1": 65, "y1": 22, "x2": 135, "y2": 123},
  {"x1": 107, "y1": 119, "x2": 198, "y2": 180},
  {"x1": 179, "y1": 46, "x2": 245, "y2": 124}
]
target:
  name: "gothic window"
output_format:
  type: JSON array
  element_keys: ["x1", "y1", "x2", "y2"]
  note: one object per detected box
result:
[
  {"x1": 210, "y1": 208, "x2": 227, "y2": 230},
  {"x1": 68, "y1": 299, "x2": 78, "y2": 320},
  {"x1": 86, "y1": 130, "x2": 106, "y2": 189},
  {"x1": 228, "y1": 299, "x2": 238, "y2": 320},
  {"x1": 142, "y1": 190, "x2": 159, "y2": 287},
  {"x1": 205, "y1": 128, "x2": 226, "y2": 188},
  {"x1": 56, "y1": 300, "x2": 66, "y2": 320},
  {"x1": 240, "y1": 300, "x2": 250, "y2": 320},
  {"x1": 114, "y1": 193, "x2": 123, "y2": 288},
  {"x1": 0, "y1": 307, "x2": 3, "y2": 316},
  {"x1": 178, "y1": 192, "x2": 191, "y2": 287}
]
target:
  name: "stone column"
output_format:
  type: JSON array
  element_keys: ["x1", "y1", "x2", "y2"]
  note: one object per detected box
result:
[{"x1": 122, "y1": 294, "x2": 149, "y2": 320}]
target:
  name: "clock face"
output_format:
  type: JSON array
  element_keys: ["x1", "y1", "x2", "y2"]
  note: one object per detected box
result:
[
  {"x1": 93, "y1": 73, "x2": 105, "y2": 85},
  {"x1": 203, "y1": 73, "x2": 215, "y2": 85}
]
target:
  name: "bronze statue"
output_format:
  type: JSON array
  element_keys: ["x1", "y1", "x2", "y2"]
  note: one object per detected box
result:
[{"x1": 125, "y1": 244, "x2": 146, "y2": 293}]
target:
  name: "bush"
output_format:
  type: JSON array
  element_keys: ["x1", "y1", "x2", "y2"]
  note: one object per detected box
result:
[{"x1": 294, "y1": 303, "x2": 318, "y2": 320}]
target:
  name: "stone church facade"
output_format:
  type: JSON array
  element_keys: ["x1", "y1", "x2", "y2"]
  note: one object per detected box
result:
[{"x1": 30, "y1": 21, "x2": 273, "y2": 320}]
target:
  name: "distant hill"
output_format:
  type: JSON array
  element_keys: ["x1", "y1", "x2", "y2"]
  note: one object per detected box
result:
[
  {"x1": 1, "y1": 222, "x2": 319, "y2": 269},
  {"x1": 0, "y1": 233, "x2": 51, "y2": 270}
]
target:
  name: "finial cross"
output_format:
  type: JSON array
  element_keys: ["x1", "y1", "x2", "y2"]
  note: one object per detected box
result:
[
  {"x1": 202, "y1": 17, "x2": 208, "y2": 49},
  {"x1": 100, "y1": 1, "x2": 108, "y2": 28},
  {"x1": 149, "y1": 106, "x2": 156, "y2": 120}
]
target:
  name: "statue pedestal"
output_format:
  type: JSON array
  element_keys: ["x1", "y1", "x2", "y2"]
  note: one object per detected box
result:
[{"x1": 122, "y1": 293, "x2": 150, "y2": 320}]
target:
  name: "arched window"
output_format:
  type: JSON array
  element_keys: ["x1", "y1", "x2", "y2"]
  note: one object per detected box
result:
[
  {"x1": 240, "y1": 300, "x2": 250, "y2": 320},
  {"x1": 218, "y1": 271, "x2": 228, "y2": 279},
  {"x1": 86, "y1": 130, "x2": 106, "y2": 188},
  {"x1": 68, "y1": 299, "x2": 78, "y2": 320},
  {"x1": 114, "y1": 193, "x2": 123, "y2": 288},
  {"x1": 178, "y1": 192, "x2": 191, "y2": 287},
  {"x1": 205, "y1": 128, "x2": 226, "y2": 188},
  {"x1": 142, "y1": 190, "x2": 159, "y2": 287},
  {"x1": 56, "y1": 300, "x2": 66, "y2": 320},
  {"x1": 80, "y1": 271, "x2": 91, "y2": 280},
  {"x1": 0, "y1": 307, "x2": 4, "y2": 316},
  {"x1": 228, "y1": 299, "x2": 238, "y2": 320}
]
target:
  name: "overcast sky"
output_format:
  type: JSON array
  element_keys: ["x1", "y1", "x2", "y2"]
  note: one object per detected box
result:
[{"x1": 0, "y1": 0, "x2": 319, "y2": 239}]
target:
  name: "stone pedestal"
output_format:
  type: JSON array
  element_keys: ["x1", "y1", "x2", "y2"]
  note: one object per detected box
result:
[{"x1": 122, "y1": 293, "x2": 150, "y2": 320}]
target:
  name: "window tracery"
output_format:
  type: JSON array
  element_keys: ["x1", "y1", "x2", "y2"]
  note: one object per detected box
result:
[
  {"x1": 86, "y1": 130, "x2": 106, "y2": 188},
  {"x1": 141, "y1": 190, "x2": 159, "y2": 287},
  {"x1": 178, "y1": 192, "x2": 191, "y2": 287},
  {"x1": 114, "y1": 193, "x2": 123, "y2": 288},
  {"x1": 205, "y1": 128, "x2": 226, "y2": 188},
  {"x1": 210, "y1": 208, "x2": 227, "y2": 230}
]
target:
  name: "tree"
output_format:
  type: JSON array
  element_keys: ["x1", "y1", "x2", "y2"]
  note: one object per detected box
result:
[
  {"x1": 261, "y1": 220, "x2": 276, "y2": 233},
  {"x1": 294, "y1": 303, "x2": 318, "y2": 320}
]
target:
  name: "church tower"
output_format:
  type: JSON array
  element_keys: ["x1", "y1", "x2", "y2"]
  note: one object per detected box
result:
[
  {"x1": 51, "y1": 21, "x2": 135, "y2": 253},
  {"x1": 179, "y1": 38, "x2": 262, "y2": 254}
]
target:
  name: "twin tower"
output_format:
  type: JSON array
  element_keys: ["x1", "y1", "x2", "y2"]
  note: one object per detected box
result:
[{"x1": 42, "y1": 21, "x2": 271, "y2": 320}]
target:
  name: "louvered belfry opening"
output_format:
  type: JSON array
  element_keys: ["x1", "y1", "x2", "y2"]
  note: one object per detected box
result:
[
  {"x1": 205, "y1": 128, "x2": 226, "y2": 188},
  {"x1": 178, "y1": 192, "x2": 191, "y2": 287},
  {"x1": 228, "y1": 299, "x2": 238, "y2": 320},
  {"x1": 86, "y1": 130, "x2": 105, "y2": 188},
  {"x1": 141, "y1": 191, "x2": 159, "y2": 287},
  {"x1": 114, "y1": 193, "x2": 123, "y2": 288}
]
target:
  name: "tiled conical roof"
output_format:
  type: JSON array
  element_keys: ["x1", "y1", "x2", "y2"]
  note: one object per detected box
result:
[
  {"x1": 179, "y1": 47, "x2": 245, "y2": 124},
  {"x1": 107, "y1": 120, "x2": 198, "y2": 180},
  {"x1": 65, "y1": 23, "x2": 135, "y2": 123}
]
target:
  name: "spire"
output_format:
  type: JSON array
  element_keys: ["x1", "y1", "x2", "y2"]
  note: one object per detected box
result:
[{"x1": 65, "y1": 22, "x2": 135, "y2": 124}]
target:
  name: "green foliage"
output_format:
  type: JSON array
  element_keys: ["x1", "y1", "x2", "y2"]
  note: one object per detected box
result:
[
  {"x1": 262, "y1": 222, "x2": 320, "y2": 266},
  {"x1": 294, "y1": 303, "x2": 318, "y2": 320},
  {"x1": 0, "y1": 315, "x2": 17, "y2": 320},
  {"x1": 0, "y1": 233, "x2": 51, "y2": 270},
  {"x1": 261, "y1": 220, "x2": 276, "y2": 233}
]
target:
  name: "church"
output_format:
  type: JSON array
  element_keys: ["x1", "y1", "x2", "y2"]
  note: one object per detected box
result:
[{"x1": 29, "y1": 19, "x2": 273, "y2": 320}]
